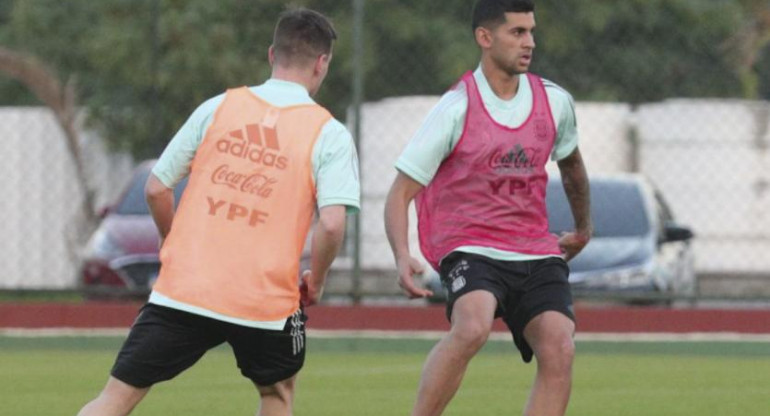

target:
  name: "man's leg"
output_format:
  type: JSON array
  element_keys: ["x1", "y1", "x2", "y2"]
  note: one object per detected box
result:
[
  {"x1": 255, "y1": 375, "x2": 297, "y2": 416},
  {"x1": 78, "y1": 304, "x2": 223, "y2": 416},
  {"x1": 412, "y1": 290, "x2": 497, "y2": 416},
  {"x1": 522, "y1": 311, "x2": 575, "y2": 416},
  {"x1": 77, "y1": 376, "x2": 150, "y2": 416}
]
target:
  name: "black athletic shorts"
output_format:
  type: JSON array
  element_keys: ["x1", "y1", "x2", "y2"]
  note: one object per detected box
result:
[
  {"x1": 440, "y1": 252, "x2": 575, "y2": 363},
  {"x1": 111, "y1": 303, "x2": 307, "y2": 388}
]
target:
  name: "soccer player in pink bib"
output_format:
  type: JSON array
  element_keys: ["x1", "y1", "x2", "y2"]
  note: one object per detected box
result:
[{"x1": 384, "y1": 1, "x2": 592, "y2": 415}]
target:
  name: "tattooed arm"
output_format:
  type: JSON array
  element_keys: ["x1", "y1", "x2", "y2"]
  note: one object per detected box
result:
[{"x1": 556, "y1": 147, "x2": 593, "y2": 261}]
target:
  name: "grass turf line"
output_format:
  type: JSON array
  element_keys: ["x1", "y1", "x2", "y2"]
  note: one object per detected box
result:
[
  {"x1": 3, "y1": 334, "x2": 770, "y2": 356},
  {"x1": 2, "y1": 336, "x2": 769, "y2": 415}
]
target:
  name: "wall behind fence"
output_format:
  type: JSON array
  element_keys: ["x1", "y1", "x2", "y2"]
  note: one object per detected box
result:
[
  {"x1": 0, "y1": 108, "x2": 133, "y2": 289},
  {"x1": 1, "y1": 0, "x2": 769, "y2": 293},
  {"x1": 2, "y1": 102, "x2": 768, "y2": 290},
  {"x1": 636, "y1": 100, "x2": 770, "y2": 274}
]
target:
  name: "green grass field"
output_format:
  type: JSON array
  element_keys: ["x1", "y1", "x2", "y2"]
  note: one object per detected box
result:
[{"x1": 2, "y1": 335, "x2": 769, "y2": 415}]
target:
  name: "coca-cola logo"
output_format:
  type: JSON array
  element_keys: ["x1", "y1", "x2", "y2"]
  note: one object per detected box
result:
[
  {"x1": 488, "y1": 144, "x2": 541, "y2": 172},
  {"x1": 211, "y1": 164, "x2": 277, "y2": 198}
]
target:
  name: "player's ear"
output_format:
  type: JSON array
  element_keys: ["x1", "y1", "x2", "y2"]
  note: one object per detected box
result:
[
  {"x1": 314, "y1": 53, "x2": 331, "y2": 75},
  {"x1": 475, "y1": 26, "x2": 493, "y2": 49}
]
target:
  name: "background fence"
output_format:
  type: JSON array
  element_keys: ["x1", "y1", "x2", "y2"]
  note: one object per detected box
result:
[
  {"x1": 0, "y1": 108, "x2": 133, "y2": 289},
  {"x1": 1, "y1": 0, "x2": 769, "y2": 301}
]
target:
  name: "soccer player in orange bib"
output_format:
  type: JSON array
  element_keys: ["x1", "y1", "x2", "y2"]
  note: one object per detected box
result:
[{"x1": 78, "y1": 8, "x2": 359, "y2": 416}]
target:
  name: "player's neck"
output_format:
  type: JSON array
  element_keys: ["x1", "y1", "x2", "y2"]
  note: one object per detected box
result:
[
  {"x1": 270, "y1": 67, "x2": 314, "y2": 94},
  {"x1": 480, "y1": 61, "x2": 521, "y2": 101}
]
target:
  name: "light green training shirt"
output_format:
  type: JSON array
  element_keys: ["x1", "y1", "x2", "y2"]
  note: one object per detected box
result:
[
  {"x1": 153, "y1": 78, "x2": 361, "y2": 214},
  {"x1": 396, "y1": 67, "x2": 579, "y2": 263},
  {"x1": 149, "y1": 79, "x2": 360, "y2": 330}
]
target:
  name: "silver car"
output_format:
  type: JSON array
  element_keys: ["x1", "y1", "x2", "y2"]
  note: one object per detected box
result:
[{"x1": 425, "y1": 174, "x2": 695, "y2": 303}]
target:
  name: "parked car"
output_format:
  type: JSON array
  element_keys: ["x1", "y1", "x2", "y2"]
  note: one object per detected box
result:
[
  {"x1": 80, "y1": 160, "x2": 181, "y2": 296},
  {"x1": 424, "y1": 174, "x2": 695, "y2": 303},
  {"x1": 80, "y1": 160, "x2": 312, "y2": 297}
]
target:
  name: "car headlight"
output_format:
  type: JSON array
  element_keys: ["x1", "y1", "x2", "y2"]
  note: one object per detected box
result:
[
  {"x1": 84, "y1": 228, "x2": 125, "y2": 260},
  {"x1": 599, "y1": 267, "x2": 649, "y2": 286}
]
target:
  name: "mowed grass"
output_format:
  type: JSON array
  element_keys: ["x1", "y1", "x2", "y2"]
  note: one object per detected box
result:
[{"x1": 2, "y1": 336, "x2": 769, "y2": 415}]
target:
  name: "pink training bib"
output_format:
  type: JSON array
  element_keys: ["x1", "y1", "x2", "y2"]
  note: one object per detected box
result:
[{"x1": 416, "y1": 71, "x2": 562, "y2": 271}]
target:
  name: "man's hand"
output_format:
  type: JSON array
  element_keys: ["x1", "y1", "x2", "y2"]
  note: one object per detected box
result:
[
  {"x1": 558, "y1": 231, "x2": 591, "y2": 262},
  {"x1": 300, "y1": 270, "x2": 324, "y2": 306},
  {"x1": 396, "y1": 256, "x2": 433, "y2": 299}
]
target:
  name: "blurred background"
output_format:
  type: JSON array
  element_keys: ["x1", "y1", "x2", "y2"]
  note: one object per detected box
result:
[{"x1": 1, "y1": 0, "x2": 770, "y2": 305}]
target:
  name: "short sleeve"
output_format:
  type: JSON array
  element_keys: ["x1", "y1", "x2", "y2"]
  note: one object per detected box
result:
[
  {"x1": 312, "y1": 119, "x2": 361, "y2": 214},
  {"x1": 394, "y1": 86, "x2": 467, "y2": 185},
  {"x1": 546, "y1": 84, "x2": 579, "y2": 161},
  {"x1": 152, "y1": 95, "x2": 223, "y2": 187}
]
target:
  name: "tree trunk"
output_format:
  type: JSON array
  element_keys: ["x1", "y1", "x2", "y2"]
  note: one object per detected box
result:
[
  {"x1": 725, "y1": 5, "x2": 770, "y2": 99},
  {"x1": 0, "y1": 46, "x2": 97, "y2": 230}
]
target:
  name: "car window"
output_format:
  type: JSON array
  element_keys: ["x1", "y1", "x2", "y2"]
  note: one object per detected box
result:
[
  {"x1": 547, "y1": 180, "x2": 651, "y2": 237},
  {"x1": 115, "y1": 168, "x2": 188, "y2": 215}
]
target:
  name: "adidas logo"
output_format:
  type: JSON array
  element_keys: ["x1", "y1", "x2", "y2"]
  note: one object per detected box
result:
[{"x1": 216, "y1": 123, "x2": 288, "y2": 170}]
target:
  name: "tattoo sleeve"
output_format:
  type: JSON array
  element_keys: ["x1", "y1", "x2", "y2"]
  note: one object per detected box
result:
[{"x1": 557, "y1": 148, "x2": 592, "y2": 235}]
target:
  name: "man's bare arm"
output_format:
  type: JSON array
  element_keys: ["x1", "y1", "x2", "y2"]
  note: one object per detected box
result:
[
  {"x1": 556, "y1": 147, "x2": 592, "y2": 261},
  {"x1": 384, "y1": 172, "x2": 432, "y2": 298},
  {"x1": 145, "y1": 173, "x2": 175, "y2": 247},
  {"x1": 302, "y1": 205, "x2": 347, "y2": 305}
]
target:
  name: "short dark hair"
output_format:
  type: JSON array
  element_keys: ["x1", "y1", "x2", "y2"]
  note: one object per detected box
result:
[
  {"x1": 273, "y1": 8, "x2": 337, "y2": 65},
  {"x1": 471, "y1": 0, "x2": 535, "y2": 32}
]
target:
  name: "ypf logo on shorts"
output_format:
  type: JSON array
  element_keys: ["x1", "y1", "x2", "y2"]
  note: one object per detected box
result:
[
  {"x1": 451, "y1": 276, "x2": 466, "y2": 293},
  {"x1": 448, "y1": 260, "x2": 470, "y2": 293}
]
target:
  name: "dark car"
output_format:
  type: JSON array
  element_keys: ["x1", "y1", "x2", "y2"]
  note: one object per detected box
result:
[
  {"x1": 425, "y1": 174, "x2": 695, "y2": 302},
  {"x1": 82, "y1": 160, "x2": 312, "y2": 297}
]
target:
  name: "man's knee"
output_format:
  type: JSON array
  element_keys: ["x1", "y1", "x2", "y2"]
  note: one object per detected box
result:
[
  {"x1": 535, "y1": 335, "x2": 574, "y2": 373},
  {"x1": 257, "y1": 376, "x2": 296, "y2": 403},
  {"x1": 448, "y1": 290, "x2": 497, "y2": 354},
  {"x1": 449, "y1": 318, "x2": 492, "y2": 354},
  {"x1": 78, "y1": 377, "x2": 149, "y2": 416},
  {"x1": 533, "y1": 329, "x2": 575, "y2": 376},
  {"x1": 525, "y1": 311, "x2": 575, "y2": 374}
]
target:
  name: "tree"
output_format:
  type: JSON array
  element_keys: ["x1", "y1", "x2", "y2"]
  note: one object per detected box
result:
[
  {"x1": 0, "y1": 0, "x2": 761, "y2": 159},
  {"x1": 724, "y1": 0, "x2": 770, "y2": 98},
  {"x1": 0, "y1": 45, "x2": 102, "y2": 273},
  {"x1": 0, "y1": 46, "x2": 97, "y2": 227},
  {"x1": 533, "y1": 0, "x2": 744, "y2": 102}
]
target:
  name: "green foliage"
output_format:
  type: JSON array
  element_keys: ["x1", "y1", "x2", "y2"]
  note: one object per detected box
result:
[
  {"x1": 533, "y1": 0, "x2": 744, "y2": 102},
  {"x1": 360, "y1": 1, "x2": 478, "y2": 98},
  {"x1": 759, "y1": 45, "x2": 770, "y2": 99},
  {"x1": 0, "y1": 0, "x2": 759, "y2": 158},
  {"x1": 85, "y1": 0, "x2": 289, "y2": 157}
]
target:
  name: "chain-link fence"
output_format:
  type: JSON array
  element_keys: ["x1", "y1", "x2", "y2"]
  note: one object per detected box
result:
[
  {"x1": 1, "y1": 0, "x2": 769, "y2": 301},
  {"x1": 0, "y1": 108, "x2": 133, "y2": 290},
  {"x1": 352, "y1": 97, "x2": 770, "y2": 298},
  {"x1": 343, "y1": 1, "x2": 770, "y2": 300}
]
